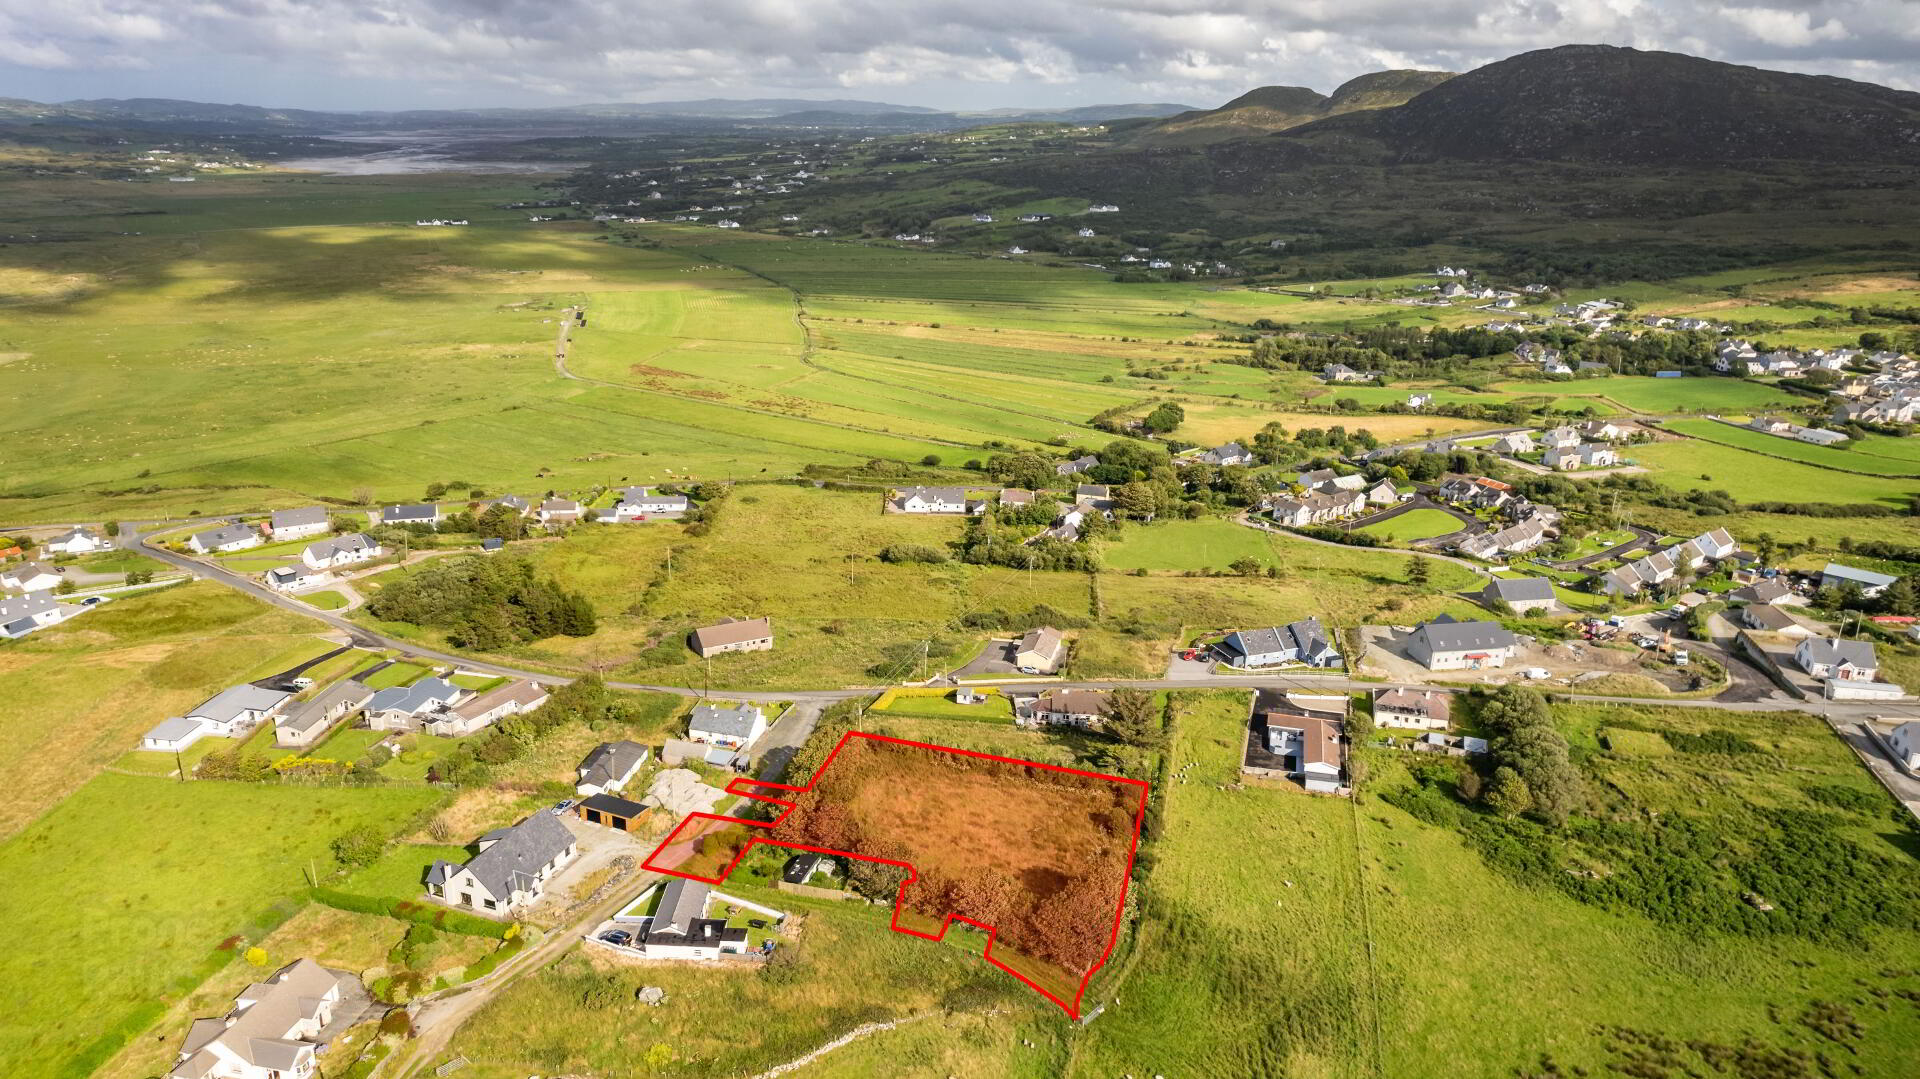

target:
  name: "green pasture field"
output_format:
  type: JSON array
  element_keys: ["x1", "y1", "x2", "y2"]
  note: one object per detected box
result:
[
  {"x1": 1067, "y1": 691, "x2": 1920, "y2": 1079},
  {"x1": 336, "y1": 842, "x2": 469, "y2": 901},
  {"x1": 1354, "y1": 508, "x2": 1463, "y2": 542},
  {"x1": 1661, "y1": 417, "x2": 1920, "y2": 475},
  {"x1": 74, "y1": 549, "x2": 169, "y2": 576},
  {"x1": 0, "y1": 582, "x2": 331, "y2": 837},
  {"x1": 1628, "y1": 438, "x2": 1920, "y2": 505},
  {"x1": 0, "y1": 773, "x2": 442, "y2": 1079},
  {"x1": 1487, "y1": 375, "x2": 1803, "y2": 414},
  {"x1": 300, "y1": 589, "x2": 349, "y2": 610}
]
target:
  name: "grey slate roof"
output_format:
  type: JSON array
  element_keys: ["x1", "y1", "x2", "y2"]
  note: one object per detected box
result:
[
  {"x1": 304, "y1": 533, "x2": 377, "y2": 561},
  {"x1": 0, "y1": 591, "x2": 60, "y2": 623},
  {"x1": 688, "y1": 702, "x2": 763, "y2": 740},
  {"x1": 277, "y1": 679, "x2": 374, "y2": 735},
  {"x1": 1223, "y1": 617, "x2": 1335, "y2": 661},
  {"x1": 617, "y1": 486, "x2": 690, "y2": 510},
  {"x1": 1730, "y1": 578, "x2": 1791, "y2": 604},
  {"x1": 188, "y1": 684, "x2": 291, "y2": 725},
  {"x1": 1801, "y1": 636, "x2": 1878, "y2": 669},
  {"x1": 270, "y1": 506, "x2": 329, "y2": 531},
  {"x1": 1410, "y1": 616, "x2": 1516, "y2": 654},
  {"x1": 439, "y1": 813, "x2": 575, "y2": 901},
  {"x1": 579, "y1": 740, "x2": 651, "y2": 789},
  {"x1": 381, "y1": 504, "x2": 440, "y2": 523},
  {"x1": 1484, "y1": 577, "x2": 1557, "y2": 604},
  {"x1": 652, "y1": 876, "x2": 710, "y2": 935},
  {"x1": 144, "y1": 715, "x2": 205, "y2": 743},
  {"x1": 191, "y1": 523, "x2": 256, "y2": 549},
  {"x1": 366, "y1": 676, "x2": 461, "y2": 716}
]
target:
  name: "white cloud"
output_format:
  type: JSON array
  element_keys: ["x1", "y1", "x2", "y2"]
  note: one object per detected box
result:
[{"x1": 0, "y1": 0, "x2": 1913, "y2": 107}]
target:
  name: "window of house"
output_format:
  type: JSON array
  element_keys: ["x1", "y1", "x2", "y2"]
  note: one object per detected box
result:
[{"x1": 484, "y1": 898, "x2": 497, "y2": 910}]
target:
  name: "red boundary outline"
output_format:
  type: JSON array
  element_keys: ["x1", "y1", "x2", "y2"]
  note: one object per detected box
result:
[{"x1": 640, "y1": 729, "x2": 1150, "y2": 1019}]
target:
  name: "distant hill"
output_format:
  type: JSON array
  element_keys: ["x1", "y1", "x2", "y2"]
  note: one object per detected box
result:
[
  {"x1": 1130, "y1": 70, "x2": 1453, "y2": 146},
  {"x1": 1281, "y1": 45, "x2": 1920, "y2": 164}
]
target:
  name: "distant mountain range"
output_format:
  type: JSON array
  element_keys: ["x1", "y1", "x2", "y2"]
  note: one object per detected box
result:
[{"x1": 0, "y1": 94, "x2": 1198, "y2": 134}]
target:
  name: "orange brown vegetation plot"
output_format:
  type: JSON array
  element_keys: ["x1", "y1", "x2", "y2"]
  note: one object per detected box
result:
[{"x1": 773, "y1": 737, "x2": 1142, "y2": 975}]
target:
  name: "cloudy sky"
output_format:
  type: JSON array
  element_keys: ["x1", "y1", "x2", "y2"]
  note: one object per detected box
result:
[{"x1": 2, "y1": 0, "x2": 1916, "y2": 111}]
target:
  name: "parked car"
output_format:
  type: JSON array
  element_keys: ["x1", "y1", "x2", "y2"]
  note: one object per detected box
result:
[
  {"x1": 80, "y1": 596, "x2": 106, "y2": 606},
  {"x1": 290, "y1": 676, "x2": 315, "y2": 689},
  {"x1": 551, "y1": 799, "x2": 576, "y2": 814},
  {"x1": 1180, "y1": 650, "x2": 1198, "y2": 661},
  {"x1": 599, "y1": 930, "x2": 632, "y2": 946}
]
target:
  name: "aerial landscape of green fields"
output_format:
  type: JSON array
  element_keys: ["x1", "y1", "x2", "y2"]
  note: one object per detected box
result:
[{"x1": 4, "y1": 14, "x2": 1920, "y2": 1079}]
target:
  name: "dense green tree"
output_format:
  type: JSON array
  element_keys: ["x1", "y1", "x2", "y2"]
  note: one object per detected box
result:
[
  {"x1": 1484, "y1": 766, "x2": 1532, "y2": 817},
  {"x1": 1141, "y1": 401, "x2": 1185, "y2": 434},
  {"x1": 1104, "y1": 689, "x2": 1166, "y2": 752}
]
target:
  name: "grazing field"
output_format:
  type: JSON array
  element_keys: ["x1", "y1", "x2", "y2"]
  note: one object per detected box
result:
[
  {"x1": 1488, "y1": 375, "x2": 1805, "y2": 414},
  {"x1": 1662, "y1": 417, "x2": 1920, "y2": 475},
  {"x1": 1355, "y1": 508, "x2": 1464, "y2": 542},
  {"x1": 0, "y1": 773, "x2": 442, "y2": 1079},
  {"x1": 0, "y1": 582, "x2": 331, "y2": 837},
  {"x1": 1628, "y1": 438, "x2": 1920, "y2": 504},
  {"x1": 1098, "y1": 516, "x2": 1279, "y2": 572},
  {"x1": 1066, "y1": 691, "x2": 1920, "y2": 1079}
]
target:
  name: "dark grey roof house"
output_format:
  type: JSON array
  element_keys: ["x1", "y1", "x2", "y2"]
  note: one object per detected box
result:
[
  {"x1": 1481, "y1": 576, "x2": 1559, "y2": 613},
  {"x1": 426, "y1": 813, "x2": 577, "y2": 914},
  {"x1": 577, "y1": 740, "x2": 651, "y2": 795}
]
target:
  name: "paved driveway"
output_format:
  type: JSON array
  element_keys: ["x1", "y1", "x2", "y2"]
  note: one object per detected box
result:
[
  {"x1": 753, "y1": 700, "x2": 824, "y2": 782},
  {"x1": 950, "y1": 639, "x2": 1021, "y2": 678},
  {"x1": 1163, "y1": 651, "x2": 1220, "y2": 680}
]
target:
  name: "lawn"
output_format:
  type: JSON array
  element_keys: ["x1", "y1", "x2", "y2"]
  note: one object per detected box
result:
[
  {"x1": 869, "y1": 688, "x2": 1016, "y2": 722},
  {"x1": 306, "y1": 725, "x2": 389, "y2": 762},
  {"x1": 335, "y1": 842, "x2": 470, "y2": 901},
  {"x1": 1354, "y1": 507, "x2": 1463, "y2": 543},
  {"x1": 0, "y1": 773, "x2": 443, "y2": 1079},
  {"x1": 300, "y1": 589, "x2": 349, "y2": 610}
]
